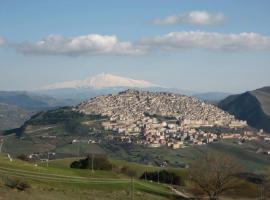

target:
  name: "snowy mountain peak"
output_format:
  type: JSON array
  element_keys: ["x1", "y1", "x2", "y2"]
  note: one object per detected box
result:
[{"x1": 43, "y1": 73, "x2": 161, "y2": 90}]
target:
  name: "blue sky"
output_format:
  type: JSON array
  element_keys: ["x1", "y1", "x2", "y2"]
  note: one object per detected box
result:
[{"x1": 0, "y1": 0, "x2": 270, "y2": 92}]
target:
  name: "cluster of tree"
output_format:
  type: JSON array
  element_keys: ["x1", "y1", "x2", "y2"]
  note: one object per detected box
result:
[
  {"x1": 188, "y1": 151, "x2": 270, "y2": 199},
  {"x1": 140, "y1": 170, "x2": 182, "y2": 185},
  {"x1": 70, "y1": 155, "x2": 112, "y2": 170},
  {"x1": 189, "y1": 151, "x2": 242, "y2": 200},
  {"x1": 17, "y1": 154, "x2": 31, "y2": 162},
  {"x1": 120, "y1": 166, "x2": 137, "y2": 177}
]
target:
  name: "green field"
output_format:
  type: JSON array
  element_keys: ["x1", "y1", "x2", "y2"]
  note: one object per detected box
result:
[
  {"x1": 0, "y1": 154, "x2": 186, "y2": 200},
  {"x1": 0, "y1": 152, "x2": 266, "y2": 200}
]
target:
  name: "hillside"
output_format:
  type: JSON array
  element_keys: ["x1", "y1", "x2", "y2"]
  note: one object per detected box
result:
[
  {"x1": 0, "y1": 103, "x2": 32, "y2": 131},
  {"x1": 0, "y1": 148, "x2": 266, "y2": 200},
  {"x1": 219, "y1": 86, "x2": 270, "y2": 132},
  {"x1": 2, "y1": 90, "x2": 270, "y2": 173},
  {"x1": 77, "y1": 89, "x2": 235, "y2": 123},
  {"x1": 0, "y1": 91, "x2": 72, "y2": 110},
  {"x1": 193, "y1": 92, "x2": 231, "y2": 103},
  {"x1": 0, "y1": 154, "x2": 184, "y2": 200},
  {"x1": 0, "y1": 91, "x2": 75, "y2": 131}
]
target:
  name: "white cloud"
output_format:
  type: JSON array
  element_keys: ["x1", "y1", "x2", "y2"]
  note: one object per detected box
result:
[
  {"x1": 151, "y1": 11, "x2": 225, "y2": 25},
  {"x1": 140, "y1": 31, "x2": 270, "y2": 51},
  {"x1": 17, "y1": 34, "x2": 145, "y2": 56},
  {"x1": 14, "y1": 31, "x2": 270, "y2": 56},
  {"x1": 0, "y1": 37, "x2": 6, "y2": 46}
]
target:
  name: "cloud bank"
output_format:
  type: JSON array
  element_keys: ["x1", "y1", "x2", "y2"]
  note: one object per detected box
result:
[
  {"x1": 151, "y1": 11, "x2": 225, "y2": 25},
  {"x1": 17, "y1": 34, "x2": 145, "y2": 56},
  {"x1": 140, "y1": 31, "x2": 270, "y2": 51},
  {"x1": 14, "y1": 31, "x2": 270, "y2": 56}
]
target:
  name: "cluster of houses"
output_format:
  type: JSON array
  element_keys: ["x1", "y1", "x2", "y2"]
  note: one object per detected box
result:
[
  {"x1": 101, "y1": 114, "x2": 251, "y2": 149},
  {"x1": 77, "y1": 89, "x2": 254, "y2": 148}
]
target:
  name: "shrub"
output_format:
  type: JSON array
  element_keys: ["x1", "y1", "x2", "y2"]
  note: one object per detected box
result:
[
  {"x1": 4, "y1": 177, "x2": 30, "y2": 191},
  {"x1": 17, "y1": 154, "x2": 31, "y2": 162},
  {"x1": 140, "y1": 170, "x2": 182, "y2": 185},
  {"x1": 121, "y1": 166, "x2": 137, "y2": 177},
  {"x1": 70, "y1": 155, "x2": 112, "y2": 171}
]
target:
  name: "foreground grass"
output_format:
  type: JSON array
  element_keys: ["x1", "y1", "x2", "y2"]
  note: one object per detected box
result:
[{"x1": 0, "y1": 154, "x2": 182, "y2": 200}]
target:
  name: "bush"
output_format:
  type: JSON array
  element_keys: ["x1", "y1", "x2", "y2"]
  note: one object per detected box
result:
[
  {"x1": 140, "y1": 170, "x2": 182, "y2": 185},
  {"x1": 121, "y1": 166, "x2": 137, "y2": 177},
  {"x1": 70, "y1": 155, "x2": 112, "y2": 171},
  {"x1": 4, "y1": 177, "x2": 30, "y2": 191},
  {"x1": 17, "y1": 154, "x2": 31, "y2": 162}
]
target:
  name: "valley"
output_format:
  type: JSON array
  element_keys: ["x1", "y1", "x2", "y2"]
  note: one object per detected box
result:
[{"x1": 1, "y1": 89, "x2": 270, "y2": 172}]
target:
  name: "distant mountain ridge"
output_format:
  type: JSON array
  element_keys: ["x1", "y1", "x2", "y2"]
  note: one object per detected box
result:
[
  {"x1": 219, "y1": 86, "x2": 270, "y2": 132},
  {"x1": 0, "y1": 91, "x2": 60, "y2": 110},
  {"x1": 0, "y1": 91, "x2": 73, "y2": 131},
  {"x1": 193, "y1": 92, "x2": 231, "y2": 103},
  {"x1": 43, "y1": 73, "x2": 162, "y2": 90},
  {"x1": 38, "y1": 73, "x2": 198, "y2": 101},
  {"x1": 0, "y1": 103, "x2": 32, "y2": 131}
]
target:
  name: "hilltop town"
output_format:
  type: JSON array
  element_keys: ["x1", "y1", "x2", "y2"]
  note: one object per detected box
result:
[{"x1": 77, "y1": 89, "x2": 256, "y2": 149}]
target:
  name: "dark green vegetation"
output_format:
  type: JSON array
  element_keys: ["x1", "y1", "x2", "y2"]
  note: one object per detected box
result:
[
  {"x1": 219, "y1": 86, "x2": 270, "y2": 132},
  {"x1": 0, "y1": 91, "x2": 75, "y2": 131},
  {"x1": 140, "y1": 170, "x2": 182, "y2": 185},
  {"x1": 70, "y1": 155, "x2": 112, "y2": 170}
]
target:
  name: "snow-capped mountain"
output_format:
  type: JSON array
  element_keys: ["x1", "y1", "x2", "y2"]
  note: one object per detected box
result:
[{"x1": 43, "y1": 73, "x2": 161, "y2": 90}]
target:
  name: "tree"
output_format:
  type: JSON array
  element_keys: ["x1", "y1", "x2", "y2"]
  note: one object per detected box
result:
[
  {"x1": 70, "y1": 155, "x2": 112, "y2": 171},
  {"x1": 189, "y1": 151, "x2": 242, "y2": 200},
  {"x1": 140, "y1": 170, "x2": 182, "y2": 185},
  {"x1": 121, "y1": 166, "x2": 137, "y2": 178},
  {"x1": 261, "y1": 174, "x2": 270, "y2": 199}
]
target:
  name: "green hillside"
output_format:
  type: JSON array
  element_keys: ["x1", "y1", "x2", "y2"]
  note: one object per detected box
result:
[
  {"x1": 0, "y1": 154, "x2": 185, "y2": 200},
  {"x1": 0, "y1": 91, "x2": 77, "y2": 131}
]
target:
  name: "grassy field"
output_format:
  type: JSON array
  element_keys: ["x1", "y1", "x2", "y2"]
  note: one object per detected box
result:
[
  {"x1": 0, "y1": 154, "x2": 185, "y2": 200},
  {"x1": 0, "y1": 152, "x2": 266, "y2": 200}
]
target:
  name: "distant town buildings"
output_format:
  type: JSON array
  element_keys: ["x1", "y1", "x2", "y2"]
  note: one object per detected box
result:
[{"x1": 75, "y1": 90, "x2": 263, "y2": 148}]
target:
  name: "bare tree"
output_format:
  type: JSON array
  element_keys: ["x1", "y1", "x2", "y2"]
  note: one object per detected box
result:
[
  {"x1": 262, "y1": 174, "x2": 270, "y2": 199},
  {"x1": 189, "y1": 151, "x2": 242, "y2": 200}
]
